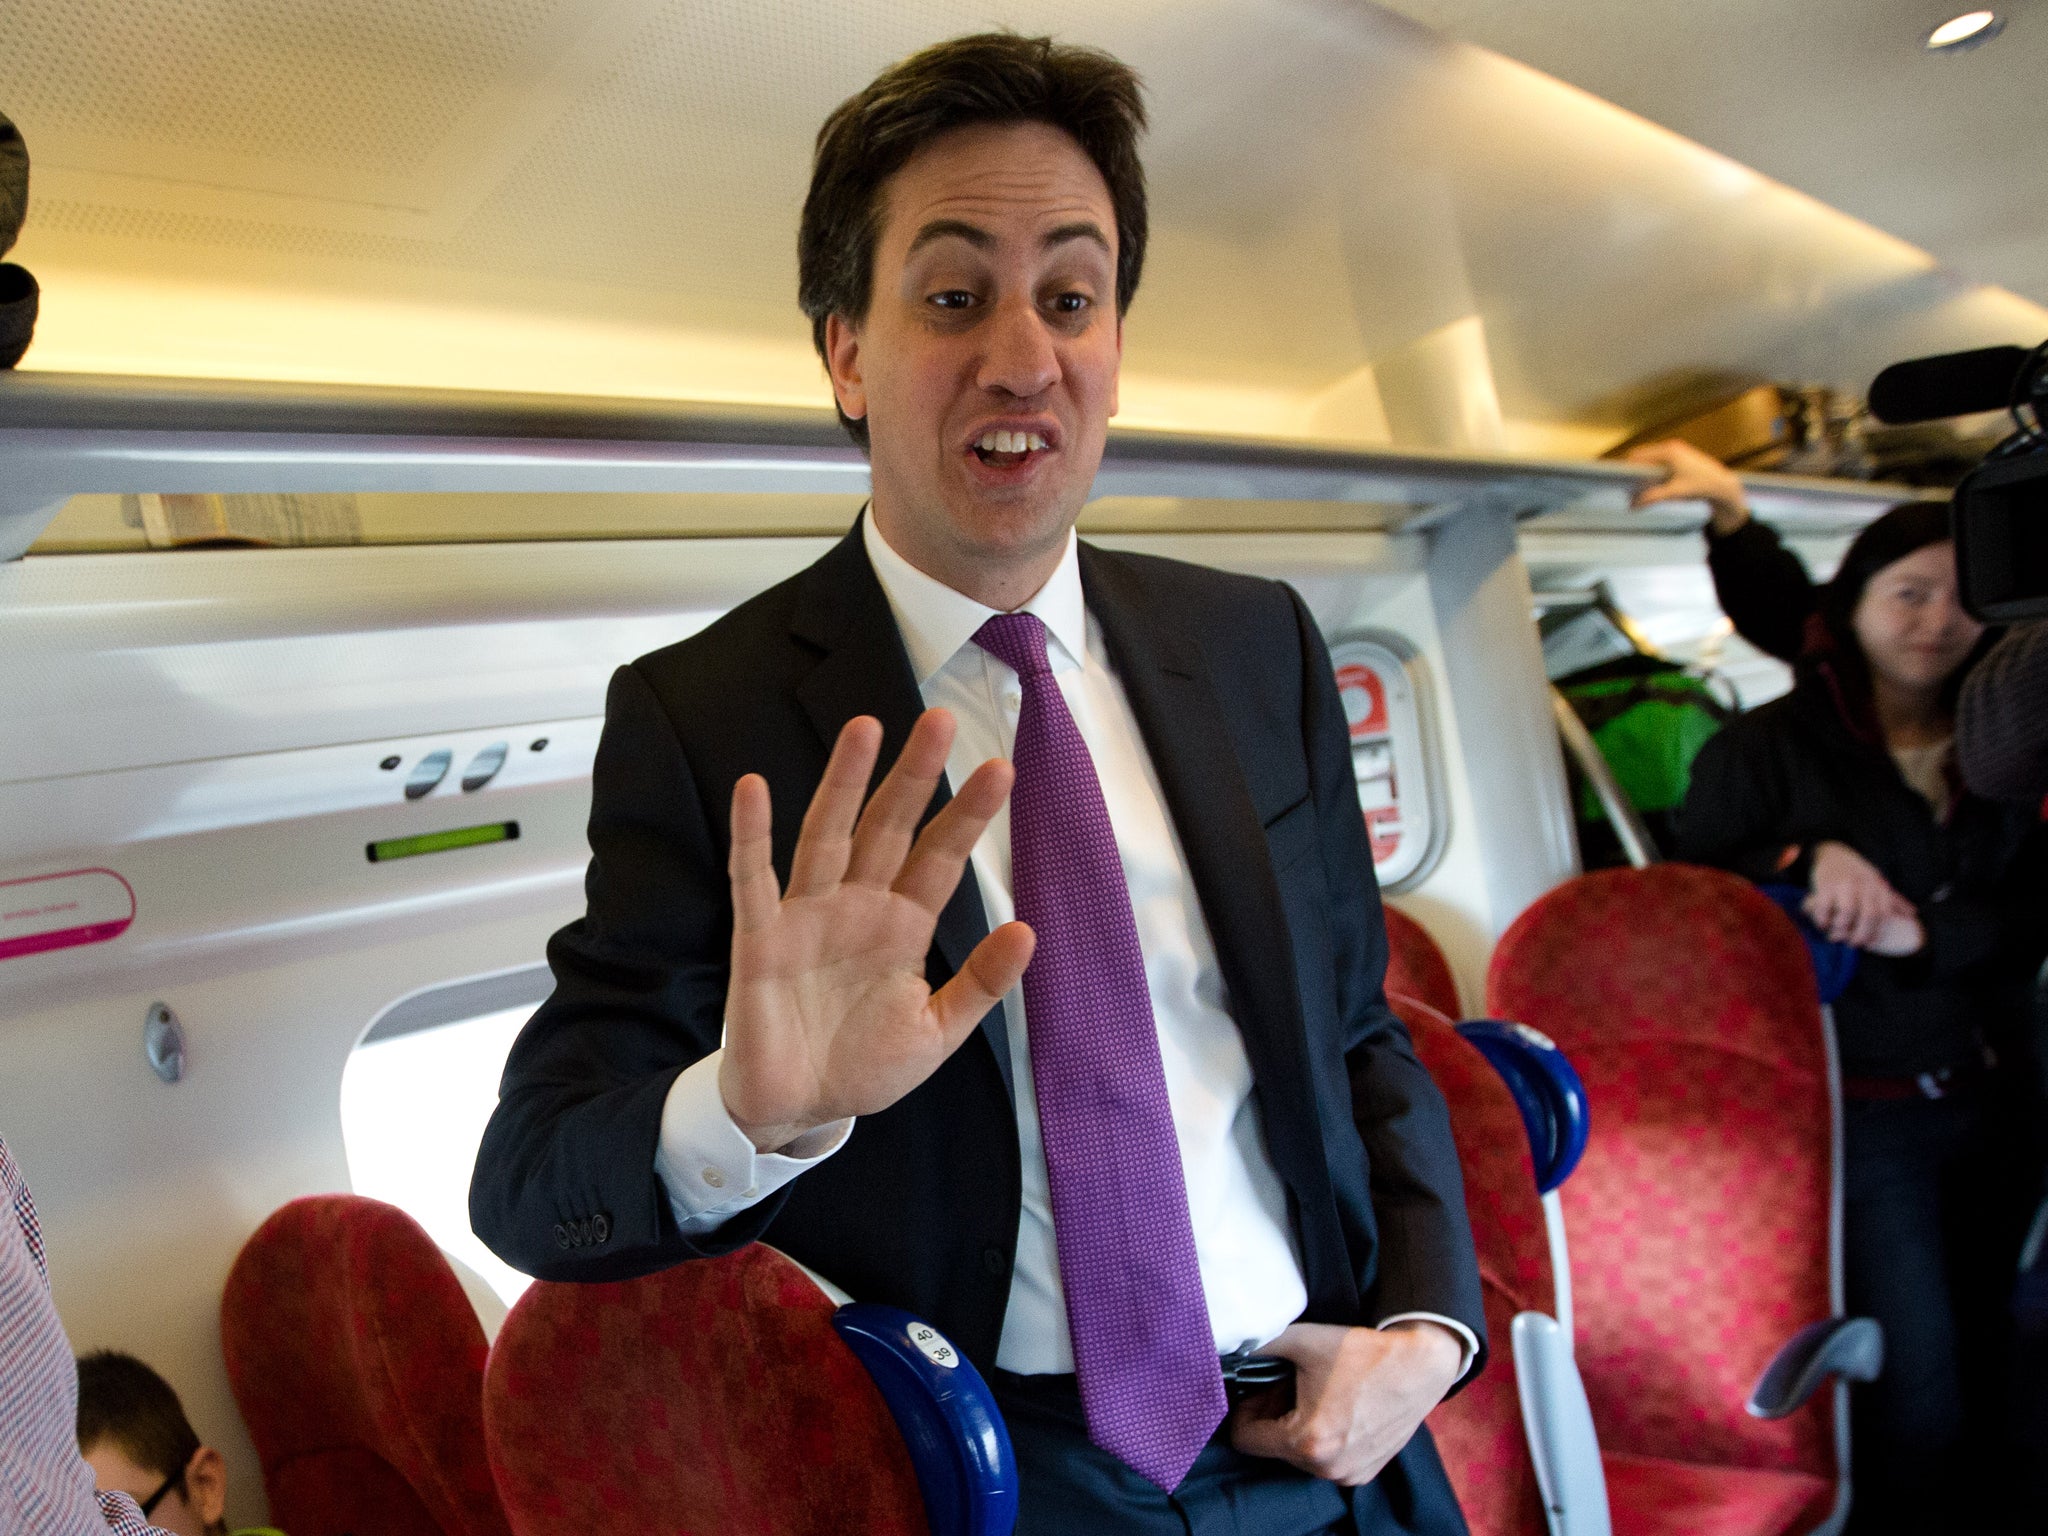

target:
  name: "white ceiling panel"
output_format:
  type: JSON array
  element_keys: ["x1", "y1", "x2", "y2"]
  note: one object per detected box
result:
[{"x1": 2, "y1": 0, "x2": 2043, "y2": 441}]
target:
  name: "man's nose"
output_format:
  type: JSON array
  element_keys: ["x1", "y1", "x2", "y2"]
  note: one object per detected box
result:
[{"x1": 977, "y1": 295, "x2": 1061, "y2": 400}]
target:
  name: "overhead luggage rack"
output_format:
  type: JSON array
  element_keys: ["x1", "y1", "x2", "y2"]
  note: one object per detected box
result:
[{"x1": 0, "y1": 370, "x2": 1922, "y2": 559}]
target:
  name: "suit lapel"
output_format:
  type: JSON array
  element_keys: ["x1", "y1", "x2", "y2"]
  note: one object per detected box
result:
[
  {"x1": 789, "y1": 517, "x2": 1012, "y2": 1100},
  {"x1": 1078, "y1": 546, "x2": 1323, "y2": 1191}
]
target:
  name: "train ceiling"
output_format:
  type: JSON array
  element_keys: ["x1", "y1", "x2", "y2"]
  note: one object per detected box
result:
[
  {"x1": 2, "y1": 0, "x2": 2043, "y2": 451},
  {"x1": 1385, "y1": 1, "x2": 2048, "y2": 321}
]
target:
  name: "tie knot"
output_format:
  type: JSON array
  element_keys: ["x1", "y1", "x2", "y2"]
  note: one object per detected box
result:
[{"x1": 974, "y1": 611, "x2": 1053, "y2": 680}]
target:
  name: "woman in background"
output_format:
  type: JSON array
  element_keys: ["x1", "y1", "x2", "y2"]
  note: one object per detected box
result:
[{"x1": 1672, "y1": 488, "x2": 2046, "y2": 1533}]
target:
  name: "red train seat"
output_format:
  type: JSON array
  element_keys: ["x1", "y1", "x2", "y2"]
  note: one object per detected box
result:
[
  {"x1": 1384, "y1": 904, "x2": 1462, "y2": 1020},
  {"x1": 1487, "y1": 865, "x2": 1850, "y2": 1536},
  {"x1": 481, "y1": 1243, "x2": 943, "y2": 1535},
  {"x1": 1404, "y1": 994, "x2": 1553, "y2": 1536},
  {"x1": 219, "y1": 1194, "x2": 511, "y2": 1536}
]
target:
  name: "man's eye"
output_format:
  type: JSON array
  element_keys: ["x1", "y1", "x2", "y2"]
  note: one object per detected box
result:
[
  {"x1": 1049, "y1": 292, "x2": 1091, "y2": 314},
  {"x1": 928, "y1": 290, "x2": 977, "y2": 311}
]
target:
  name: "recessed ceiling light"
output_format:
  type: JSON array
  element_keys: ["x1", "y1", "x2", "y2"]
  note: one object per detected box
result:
[{"x1": 1925, "y1": 10, "x2": 2004, "y2": 50}]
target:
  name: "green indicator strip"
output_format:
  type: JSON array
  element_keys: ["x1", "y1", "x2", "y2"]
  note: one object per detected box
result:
[{"x1": 366, "y1": 821, "x2": 520, "y2": 863}]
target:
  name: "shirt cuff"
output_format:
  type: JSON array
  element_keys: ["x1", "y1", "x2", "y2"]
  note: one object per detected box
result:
[
  {"x1": 654, "y1": 1050, "x2": 852, "y2": 1237},
  {"x1": 1377, "y1": 1311, "x2": 1481, "y2": 1384}
]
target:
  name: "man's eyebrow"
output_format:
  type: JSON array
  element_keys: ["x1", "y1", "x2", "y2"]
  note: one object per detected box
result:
[
  {"x1": 903, "y1": 218, "x2": 1113, "y2": 257},
  {"x1": 906, "y1": 219, "x2": 994, "y2": 256},
  {"x1": 1043, "y1": 220, "x2": 1111, "y2": 254}
]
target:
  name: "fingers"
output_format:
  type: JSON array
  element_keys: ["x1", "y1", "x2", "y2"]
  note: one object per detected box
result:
[
  {"x1": 1804, "y1": 891, "x2": 1846, "y2": 945},
  {"x1": 787, "y1": 716, "x2": 884, "y2": 898},
  {"x1": 1228, "y1": 1398, "x2": 1362, "y2": 1484},
  {"x1": 1808, "y1": 877, "x2": 1914, "y2": 949},
  {"x1": 844, "y1": 709, "x2": 958, "y2": 888},
  {"x1": 728, "y1": 773, "x2": 782, "y2": 934},
  {"x1": 1623, "y1": 440, "x2": 1747, "y2": 524},
  {"x1": 928, "y1": 921, "x2": 1035, "y2": 1045},
  {"x1": 1228, "y1": 1401, "x2": 1301, "y2": 1464},
  {"x1": 1624, "y1": 442, "x2": 1682, "y2": 508},
  {"x1": 1809, "y1": 887, "x2": 1869, "y2": 947},
  {"x1": 892, "y1": 756, "x2": 1014, "y2": 911}
]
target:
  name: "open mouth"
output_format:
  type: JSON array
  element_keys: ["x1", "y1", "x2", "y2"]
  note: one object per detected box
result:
[{"x1": 971, "y1": 428, "x2": 1051, "y2": 469}]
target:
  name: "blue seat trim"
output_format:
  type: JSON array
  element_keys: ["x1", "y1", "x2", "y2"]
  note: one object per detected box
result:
[
  {"x1": 1457, "y1": 1020, "x2": 1591, "y2": 1194},
  {"x1": 831, "y1": 1303, "x2": 1019, "y2": 1536},
  {"x1": 1758, "y1": 882, "x2": 1859, "y2": 1005}
]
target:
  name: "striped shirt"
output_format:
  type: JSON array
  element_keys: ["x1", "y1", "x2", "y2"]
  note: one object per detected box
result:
[{"x1": 0, "y1": 1136, "x2": 172, "y2": 1536}]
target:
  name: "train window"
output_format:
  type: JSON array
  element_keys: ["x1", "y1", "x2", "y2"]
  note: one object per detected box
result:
[
  {"x1": 1329, "y1": 630, "x2": 1446, "y2": 893},
  {"x1": 340, "y1": 966, "x2": 553, "y2": 1307}
]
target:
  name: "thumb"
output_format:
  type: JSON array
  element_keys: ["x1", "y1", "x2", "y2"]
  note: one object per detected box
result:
[
  {"x1": 928, "y1": 921, "x2": 1034, "y2": 1045},
  {"x1": 1229, "y1": 1401, "x2": 1299, "y2": 1461}
]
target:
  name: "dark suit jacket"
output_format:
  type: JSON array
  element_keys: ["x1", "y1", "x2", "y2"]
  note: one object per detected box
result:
[{"x1": 471, "y1": 521, "x2": 1486, "y2": 1380}]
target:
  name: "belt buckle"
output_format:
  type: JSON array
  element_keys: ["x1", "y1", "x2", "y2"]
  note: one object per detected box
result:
[{"x1": 1219, "y1": 1349, "x2": 1295, "y2": 1410}]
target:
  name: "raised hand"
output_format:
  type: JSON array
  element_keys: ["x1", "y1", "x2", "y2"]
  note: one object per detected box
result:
[
  {"x1": 717, "y1": 708, "x2": 1035, "y2": 1152},
  {"x1": 1624, "y1": 439, "x2": 1751, "y2": 537}
]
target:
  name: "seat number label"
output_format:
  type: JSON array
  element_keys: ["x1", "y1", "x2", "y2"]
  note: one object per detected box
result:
[{"x1": 908, "y1": 1322, "x2": 960, "y2": 1369}]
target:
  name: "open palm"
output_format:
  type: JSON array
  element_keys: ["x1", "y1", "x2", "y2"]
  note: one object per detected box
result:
[{"x1": 717, "y1": 709, "x2": 1035, "y2": 1152}]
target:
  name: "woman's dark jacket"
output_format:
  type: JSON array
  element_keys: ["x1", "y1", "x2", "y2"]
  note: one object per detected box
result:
[
  {"x1": 1680, "y1": 520, "x2": 2047, "y2": 1080},
  {"x1": 1705, "y1": 519, "x2": 1815, "y2": 665}
]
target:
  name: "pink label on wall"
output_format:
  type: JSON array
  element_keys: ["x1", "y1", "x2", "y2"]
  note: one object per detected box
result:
[{"x1": 0, "y1": 869, "x2": 136, "y2": 961}]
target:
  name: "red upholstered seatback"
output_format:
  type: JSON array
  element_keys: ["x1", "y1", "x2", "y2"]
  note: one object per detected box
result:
[
  {"x1": 1402, "y1": 994, "x2": 1550, "y2": 1536},
  {"x1": 483, "y1": 1243, "x2": 928, "y2": 1536},
  {"x1": 1384, "y1": 905, "x2": 1462, "y2": 1020},
  {"x1": 1486, "y1": 866, "x2": 1836, "y2": 1479},
  {"x1": 219, "y1": 1194, "x2": 511, "y2": 1536}
]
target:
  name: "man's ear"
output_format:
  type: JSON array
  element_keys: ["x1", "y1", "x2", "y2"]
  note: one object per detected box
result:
[
  {"x1": 185, "y1": 1446, "x2": 228, "y2": 1526},
  {"x1": 824, "y1": 313, "x2": 868, "y2": 426}
]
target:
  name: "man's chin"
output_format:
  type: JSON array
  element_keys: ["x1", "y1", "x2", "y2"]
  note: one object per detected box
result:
[{"x1": 943, "y1": 498, "x2": 1078, "y2": 564}]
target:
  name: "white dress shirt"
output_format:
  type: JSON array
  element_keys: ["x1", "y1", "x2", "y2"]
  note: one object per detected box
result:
[{"x1": 653, "y1": 517, "x2": 1475, "y2": 1377}]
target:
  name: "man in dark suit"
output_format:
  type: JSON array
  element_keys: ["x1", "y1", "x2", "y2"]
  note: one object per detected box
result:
[{"x1": 472, "y1": 33, "x2": 1484, "y2": 1534}]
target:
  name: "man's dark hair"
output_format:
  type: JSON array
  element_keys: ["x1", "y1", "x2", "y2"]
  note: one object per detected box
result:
[
  {"x1": 75, "y1": 1350, "x2": 202, "y2": 1483},
  {"x1": 797, "y1": 33, "x2": 1149, "y2": 447}
]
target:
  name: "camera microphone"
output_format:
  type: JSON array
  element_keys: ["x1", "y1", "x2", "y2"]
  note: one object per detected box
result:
[{"x1": 1867, "y1": 346, "x2": 2032, "y2": 425}]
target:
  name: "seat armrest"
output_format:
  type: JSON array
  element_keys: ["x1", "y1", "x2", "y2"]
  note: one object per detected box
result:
[
  {"x1": 1510, "y1": 1312, "x2": 1612, "y2": 1536},
  {"x1": 1746, "y1": 1316, "x2": 1884, "y2": 1420},
  {"x1": 832, "y1": 1303, "x2": 1019, "y2": 1536}
]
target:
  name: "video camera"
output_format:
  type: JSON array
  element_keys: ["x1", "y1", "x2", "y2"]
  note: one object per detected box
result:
[{"x1": 1869, "y1": 342, "x2": 2048, "y2": 622}]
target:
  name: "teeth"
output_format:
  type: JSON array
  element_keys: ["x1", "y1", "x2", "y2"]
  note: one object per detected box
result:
[{"x1": 975, "y1": 430, "x2": 1049, "y2": 453}]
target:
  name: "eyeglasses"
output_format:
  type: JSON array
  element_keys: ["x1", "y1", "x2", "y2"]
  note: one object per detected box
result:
[{"x1": 138, "y1": 1468, "x2": 186, "y2": 1518}]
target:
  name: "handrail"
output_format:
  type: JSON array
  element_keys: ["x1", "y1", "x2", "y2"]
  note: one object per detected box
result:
[{"x1": 1550, "y1": 686, "x2": 1661, "y2": 869}]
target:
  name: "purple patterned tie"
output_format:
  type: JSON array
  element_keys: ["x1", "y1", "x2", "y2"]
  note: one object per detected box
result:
[{"x1": 974, "y1": 612, "x2": 1225, "y2": 1492}]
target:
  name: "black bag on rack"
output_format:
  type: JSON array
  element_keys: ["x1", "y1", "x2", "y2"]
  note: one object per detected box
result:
[{"x1": 1, "y1": 109, "x2": 37, "y2": 370}]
